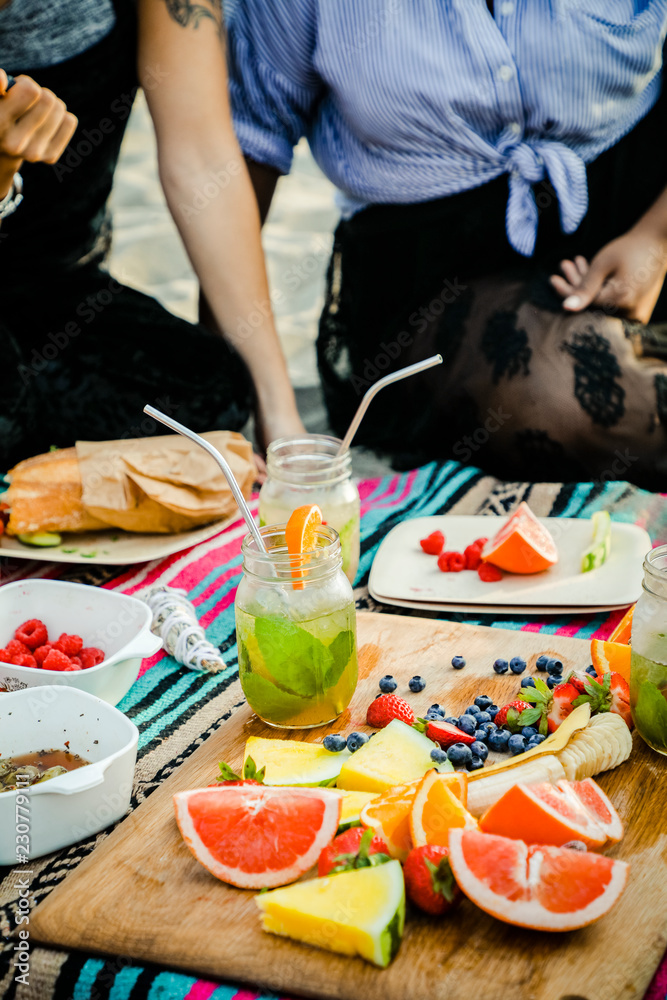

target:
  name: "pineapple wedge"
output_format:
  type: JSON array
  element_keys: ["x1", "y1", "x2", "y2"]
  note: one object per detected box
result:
[{"x1": 337, "y1": 720, "x2": 449, "y2": 793}]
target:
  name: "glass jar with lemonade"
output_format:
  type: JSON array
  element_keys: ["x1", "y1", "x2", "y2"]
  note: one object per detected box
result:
[
  {"x1": 630, "y1": 544, "x2": 667, "y2": 755},
  {"x1": 235, "y1": 506, "x2": 358, "y2": 729},
  {"x1": 258, "y1": 435, "x2": 361, "y2": 584}
]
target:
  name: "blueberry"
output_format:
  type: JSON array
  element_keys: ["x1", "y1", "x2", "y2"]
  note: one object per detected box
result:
[
  {"x1": 508, "y1": 734, "x2": 527, "y2": 755},
  {"x1": 546, "y1": 675, "x2": 559, "y2": 689},
  {"x1": 474, "y1": 729, "x2": 489, "y2": 744},
  {"x1": 474, "y1": 695, "x2": 494, "y2": 710},
  {"x1": 470, "y1": 740, "x2": 489, "y2": 761},
  {"x1": 475, "y1": 711, "x2": 492, "y2": 727},
  {"x1": 586, "y1": 664, "x2": 598, "y2": 676},
  {"x1": 487, "y1": 729, "x2": 511, "y2": 752},
  {"x1": 409, "y1": 675, "x2": 426, "y2": 692},
  {"x1": 520, "y1": 676, "x2": 536, "y2": 689},
  {"x1": 347, "y1": 732, "x2": 369, "y2": 753},
  {"x1": 428, "y1": 704, "x2": 446, "y2": 718},
  {"x1": 379, "y1": 675, "x2": 397, "y2": 693},
  {"x1": 521, "y1": 726, "x2": 538, "y2": 740},
  {"x1": 510, "y1": 656, "x2": 527, "y2": 674},
  {"x1": 323, "y1": 734, "x2": 347, "y2": 752},
  {"x1": 493, "y1": 658, "x2": 509, "y2": 674},
  {"x1": 477, "y1": 721, "x2": 497, "y2": 734},
  {"x1": 446, "y1": 743, "x2": 473, "y2": 766},
  {"x1": 546, "y1": 658, "x2": 564, "y2": 676},
  {"x1": 456, "y1": 715, "x2": 477, "y2": 736},
  {"x1": 535, "y1": 654, "x2": 549, "y2": 672},
  {"x1": 451, "y1": 655, "x2": 466, "y2": 670},
  {"x1": 486, "y1": 705, "x2": 499, "y2": 720},
  {"x1": 467, "y1": 755, "x2": 485, "y2": 771},
  {"x1": 528, "y1": 734, "x2": 547, "y2": 746},
  {"x1": 444, "y1": 717, "x2": 460, "y2": 727},
  {"x1": 430, "y1": 747, "x2": 448, "y2": 764},
  {"x1": 464, "y1": 705, "x2": 482, "y2": 717}
]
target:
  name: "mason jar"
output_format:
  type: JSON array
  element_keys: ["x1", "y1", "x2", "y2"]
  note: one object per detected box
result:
[
  {"x1": 235, "y1": 523, "x2": 358, "y2": 729},
  {"x1": 258, "y1": 435, "x2": 361, "y2": 585},
  {"x1": 630, "y1": 544, "x2": 667, "y2": 755}
]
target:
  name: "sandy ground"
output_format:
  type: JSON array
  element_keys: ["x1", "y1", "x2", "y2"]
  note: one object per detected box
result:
[{"x1": 107, "y1": 94, "x2": 392, "y2": 476}]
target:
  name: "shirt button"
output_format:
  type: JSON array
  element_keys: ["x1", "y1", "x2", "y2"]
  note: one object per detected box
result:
[
  {"x1": 500, "y1": 1, "x2": 515, "y2": 13},
  {"x1": 498, "y1": 64, "x2": 514, "y2": 82}
]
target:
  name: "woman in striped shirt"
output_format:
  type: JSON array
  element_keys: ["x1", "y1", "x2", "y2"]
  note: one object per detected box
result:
[{"x1": 227, "y1": 0, "x2": 667, "y2": 488}]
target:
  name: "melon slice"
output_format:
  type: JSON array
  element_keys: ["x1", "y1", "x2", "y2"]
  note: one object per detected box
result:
[
  {"x1": 337, "y1": 719, "x2": 449, "y2": 793},
  {"x1": 244, "y1": 736, "x2": 351, "y2": 787}
]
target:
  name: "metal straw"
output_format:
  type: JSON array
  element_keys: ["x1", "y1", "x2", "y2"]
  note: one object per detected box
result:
[
  {"x1": 337, "y1": 354, "x2": 443, "y2": 455},
  {"x1": 143, "y1": 405, "x2": 268, "y2": 553}
]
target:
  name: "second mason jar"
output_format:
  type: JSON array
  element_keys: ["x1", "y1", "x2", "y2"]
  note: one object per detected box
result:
[
  {"x1": 258, "y1": 435, "x2": 361, "y2": 584},
  {"x1": 630, "y1": 544, "x2": 667, "y2": 755}
]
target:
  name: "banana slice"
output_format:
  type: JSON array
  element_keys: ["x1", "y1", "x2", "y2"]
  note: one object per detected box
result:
[
  {"x1": 557, "y1": 747, "x2": 578, "y2": 781},
  {"x1": 571, "y1": 731, "x2": 605, "y2": 775}
]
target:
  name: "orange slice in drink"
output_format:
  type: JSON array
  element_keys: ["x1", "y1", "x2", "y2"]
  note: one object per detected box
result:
[
  {"x1": 481, "y1": 501, "x2": 558, "y2": 574},
  {"x1": 173, "y1": 785, "x2": 341, "y2": 889},
  {"x1": 285, "y1": 504, "x2": 323, "y2": 590},
  {"x1": 590, "y1": 638, "x2": 632, "y2": 683},
  {"x1": 479, "y1": 781, "x2": 608, "y2": 849},
  {"x1": 359, "y1": 780, "x2": 420, "y2": 861},
  {"x1": 409, "y1": 770, "x2": 476, "y2": 848},
  {"x1": 609, "y1": 605, "x2": 635, "y2": 645},
  {"x1": 448, "y1": 829, "x2": 628, "y2": 931}
]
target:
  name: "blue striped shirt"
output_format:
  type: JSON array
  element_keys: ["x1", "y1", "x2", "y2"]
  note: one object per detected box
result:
[{"x1": 225, "y1": 0, "x2": 667, "y2": 256}]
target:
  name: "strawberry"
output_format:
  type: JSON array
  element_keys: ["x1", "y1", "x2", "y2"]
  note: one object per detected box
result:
[
  {"x1": 494, "y1": 699, "x2": 532, "y2": 732},
  {"x1": 213, "y1": 756, "x2": 266, "y2": 786},
  {"x1": 403, "y1": 845, "x2": 462, "y2": 916},
  {"x1": 420, "y1": 530, "x2": 445, "y2": 555},
  {"x1": 318, "y1": 827, "x2": 390, "y2": 877},
  {"x1": 517, "y1": 676, "x2": 581, "y2": 734},
  {"x1": 574, "y1": 671, "x2": 633, "y2": 729},
  {"x1": 413, "y1": 717, "x2": 476, "y2": 747},
  {"x1": 565, "y1": 669, "x2": 590, "y2": 695},
  {"x1": 478, "y1": 562, "x2": 503, "y2": 582},
  {"x1": 546, "y1": 681, "x2": 581, "y2": 733},
  {"x1": 366, "y1": 693, "x2": 415, "y2": 729}
]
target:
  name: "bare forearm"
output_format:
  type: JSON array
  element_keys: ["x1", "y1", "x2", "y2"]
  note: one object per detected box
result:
[{"x1": 632, "y1": 185, "x2": 667, "y2": 245}]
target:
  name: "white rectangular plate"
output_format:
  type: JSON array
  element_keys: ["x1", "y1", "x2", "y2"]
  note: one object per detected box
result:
[
  {"x1": 0, "y1": 517, "x2": 232, "y2": 565},
  {"x1": 369, "y1": 515, "x2": 650, "y2": 610}
]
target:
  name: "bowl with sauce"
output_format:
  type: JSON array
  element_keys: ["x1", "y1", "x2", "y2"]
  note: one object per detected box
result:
[{"x1": 0, "y1": 685, "x2": 138, "y2": 863}]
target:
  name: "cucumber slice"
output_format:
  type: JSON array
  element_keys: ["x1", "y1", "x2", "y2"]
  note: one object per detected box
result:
[
  {"x1": 580, "y1": 511, "x2": 611, "y2": 573},
  {"x1": 17, "y1": 532, "x2": 62, "y2": 548}
]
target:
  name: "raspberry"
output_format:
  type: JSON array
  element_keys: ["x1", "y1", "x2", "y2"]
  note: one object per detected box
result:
[
  {"x1": 54, "y1": 633, "x2": 83, "y2": 656},
  {"x1": 473, "y1": 537, "x2": 489, "y2": 548},
  {"x1": 34, "y1": 644, "x2": 54, "y2": 666},
  {"x1": 478, "y1": 562, "x2": 503, "y2": 582},
  {"x1": 0, "y1": 649, "x2": 10, "y2": 663},
  {"x1": 464, "y1": 544, "x2": 482, "y2": 570},
  {"x1": 6, "y1": 639, "x2": 31, "y2": 657},
  {"x1": 69, "y1": 656, "x2": 82, "y2": 669},
  {"x1": 80, "y1": 647, "x2": 105, "y2": 669},
  {"x1": 437, "y1": 551, "x2": 454, "y2": 572},
  {"x1": 10, "y1": 653, "x2": 37, "y2": 669},
  {"x1": 15, "y1": 619, "x2": 48, "y2": 650},
  {"x1": 448, "y1": 552, "x2": 466, "y2": 572},
  {"x1": 420, "y1": 530, "x2": 445, "y2": 556},
  {"x1": 43, "y1": 648, "x2": 74, "y2": 672}
]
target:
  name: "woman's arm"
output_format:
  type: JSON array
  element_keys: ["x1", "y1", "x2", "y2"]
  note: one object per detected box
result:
[
  {"x1": 137, "y1": 0, "x2": 304, "y2": 445},
  {"x1": 550, "y1": 186, "x2": 667, "y2": 323}
]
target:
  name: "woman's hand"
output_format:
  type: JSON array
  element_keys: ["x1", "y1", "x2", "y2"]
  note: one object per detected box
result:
[{"x1": 0, "y1": 70, "x2": 77, "y2": 198}]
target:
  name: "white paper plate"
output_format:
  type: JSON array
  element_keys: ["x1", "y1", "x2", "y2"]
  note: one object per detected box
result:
[
  {"x1": 0, "y1": 517, "x2": 232, "y2": 565},
  {"x1": 368, "y1": 515, "x2": 650, "y2": 612}
]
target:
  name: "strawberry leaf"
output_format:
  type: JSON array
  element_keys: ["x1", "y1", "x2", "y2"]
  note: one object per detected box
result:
[
  {"x1": 518, "y1": 706, "x2": 542, "y2": 726},
  {"x1": 424, "y1": 856, "x2": 457, "y2": 903},
  {"x1": 216, "y1": 761, "x2": 242, "y2": 782},
  {"x1": 243, "y1": 756, "x2": 266, "y2": 782},
  {"x1": 330, "y1": 829, "x2": 392, "y2": 874}
]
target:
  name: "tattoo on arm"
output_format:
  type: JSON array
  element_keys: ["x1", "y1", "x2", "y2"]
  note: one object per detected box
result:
[{"x1": 162, "y1": 0, "x2": 222, "y2": 30}]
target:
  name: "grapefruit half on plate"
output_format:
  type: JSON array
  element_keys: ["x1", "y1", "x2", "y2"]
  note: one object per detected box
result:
[
  {"x1": 174, "y1": 785, "x2": 341, "y2": 888},
  {"x1": 482, "y1": 501, "x2": 558, "y2": 574},
  {"x1": 448, "y1": 828, "x2": 628, "y2": 931}
]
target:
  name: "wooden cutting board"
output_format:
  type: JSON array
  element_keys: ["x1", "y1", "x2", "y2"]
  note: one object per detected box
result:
[{"x1": 30, "y1": 613, "x2": 667, "y2": 1000}]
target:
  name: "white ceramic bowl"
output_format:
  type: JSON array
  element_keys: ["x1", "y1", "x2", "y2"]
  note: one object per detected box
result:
[
  {"x1": 0, "y1": 685, "x2": 139, "y2": 863},
  {"x1": 0, "y1": 579, "x2": 162, "y2": 705}
]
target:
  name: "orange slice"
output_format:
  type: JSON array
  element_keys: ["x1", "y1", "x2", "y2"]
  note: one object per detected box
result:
[
  {"x1": 448, "y1": 829, "x2": 629, "y2": 931},
  {"x1": 481, "y1": 501, "x2": 558, "y2": 574},
  {"x1": 173, "y1": 785, "x2": 341, "y2": 889},
  {"x1": 609, "y1": 605, "x2": 634, "y2": 645},
  {"x1": 409, "y1": 770, "x2": 476, "y2": 848},
  {"x1": 285, "y1": 504, "x2": 323, "y2": 590},
  {"x1": 479, "y1": 781, "x2": 608, "y2": 849},
  {"x1": 590, "y1": 638, "x2": 632, "y2": 683},
  {"x1": 359, "y1": 780, "x2": 420, "y2": 861}
]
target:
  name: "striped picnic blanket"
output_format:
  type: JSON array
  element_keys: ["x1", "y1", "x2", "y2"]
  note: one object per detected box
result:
[{"x1": 1, "y1": 460, "x2": 666, "y2": 1000}]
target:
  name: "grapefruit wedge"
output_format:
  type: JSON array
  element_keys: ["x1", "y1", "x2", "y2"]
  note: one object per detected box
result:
[
  {"x1": 174, "y1": 785, "x2": 341, "y2": 888},
  {"x1": 482, "y1": 501, "x2": 558, "y2": 574},
  {"x1": 479, "y1": 781, "x2": 608, "y2": 849},
  {"x1": 563, "y1": 778, "x2": 624, "y2": 843},
  {"x1": 448, "y1": 829, "x2": 628, "y2": 931}
]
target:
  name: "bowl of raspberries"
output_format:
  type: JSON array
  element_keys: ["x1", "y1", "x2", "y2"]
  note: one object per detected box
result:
[{"x1": 0, "y1": 580, "x2": 161, "y2": 705}]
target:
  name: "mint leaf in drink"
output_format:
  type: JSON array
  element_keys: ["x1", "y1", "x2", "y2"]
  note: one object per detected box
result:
[
  {"x1": 324, "y1": 629, "x2": 355, "y2": 690},
  {"x1": 254, "y1": 617, "x2": 333, "y2": 698},
  {"x1": 240, "y1": 671, "x2": 313, "y2": 723},
  {"x1": 635, "y1": 679, "x2": 667, "y2": 748}
]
